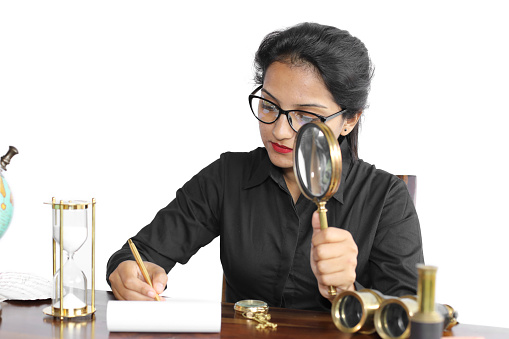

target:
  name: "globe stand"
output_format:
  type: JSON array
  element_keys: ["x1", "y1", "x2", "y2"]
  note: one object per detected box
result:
[
  {"x1": 43, "y1": 198, "x2": 96, "y2": 319},
  {"x1": 0, "y1": 146, "x2": 19, "y2": 240}
]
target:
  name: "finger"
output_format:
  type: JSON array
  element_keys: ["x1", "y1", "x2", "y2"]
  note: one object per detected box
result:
[
  {"x1": 111, "y1": 285, "x2": 125, "y2": 300},
  {"x1": 312, "y1": 241, "x2": 358, "y2": 261},
  {"x1": 111, "y1": 273, "x2": 155, "y2": 301},
  {"x1": 316, "y1": 270, "x2": 356, "y2": 290},
  {"x1": 147, "y1": 263, "x2": 168, "y2": 294},
  {"x1": 312, "y1": 242, "x2": 342, "y2": 261},
  {"x1": 314, "y1": 256, "x2": 357, "y2": 276},
  {"x1": 125, "y1": 273, "x2": 158, "y2": 297},
  {"x1": 109, "y1": 272, "x2": 127, "y2": 300},
  {"x1": 312, "y1": 227, "x2": 354, "y2": 246},
  {"x1": 152, "y1": 275, "x2": 167, "y2": 295},
  {"x1": 311, "y1": 211, "x2": 321, "y2": 232},
  {"x1": 120, "y1": 273, "x2": 160, "y2": 300},
  {"x1": 118, "y1": 286, "x2": 158, "y2": 301}
]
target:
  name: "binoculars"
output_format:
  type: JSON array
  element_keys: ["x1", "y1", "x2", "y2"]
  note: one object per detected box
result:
[
  {"x1": 331, "y1": 265, "x2": 457, "y2": 339},
  {"x1": 331, "y1": 289, "x2": 457, "y2": 338}
]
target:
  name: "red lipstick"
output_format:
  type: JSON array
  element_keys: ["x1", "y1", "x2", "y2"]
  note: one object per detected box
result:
[{"x1": 271, "y1": 142, "x2": 293, "y2": 154}]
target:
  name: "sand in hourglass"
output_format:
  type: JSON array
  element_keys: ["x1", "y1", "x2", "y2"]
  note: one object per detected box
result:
[
  {"x1": 53, "y1": 293, "x2": 87, "y2": 309},
  {"x1": 53, "y1": 226, "x2": 88, "y2": 253}
]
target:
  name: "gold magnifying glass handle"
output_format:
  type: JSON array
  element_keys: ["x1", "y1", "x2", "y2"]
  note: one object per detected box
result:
[
  {"x1": 318, "y1": 202, "x2": 328, "y2": 230},
  {"x1": 317, "y1": 202, "x2": 336, "y2": 296}
]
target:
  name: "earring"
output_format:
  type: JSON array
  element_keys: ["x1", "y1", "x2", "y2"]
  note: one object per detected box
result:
[{"x1": 344, "y1": 128, "x2": 348, "y2": 132}]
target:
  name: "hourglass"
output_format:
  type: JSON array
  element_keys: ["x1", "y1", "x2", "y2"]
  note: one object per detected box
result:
[{"x1": 43, "y1": 198, "x2": 96, "y2": 318}]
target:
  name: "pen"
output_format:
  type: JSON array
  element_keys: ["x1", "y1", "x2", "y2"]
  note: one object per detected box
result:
[{"x1": 127, "y1": 238, "x2": 162, "y2": 301}]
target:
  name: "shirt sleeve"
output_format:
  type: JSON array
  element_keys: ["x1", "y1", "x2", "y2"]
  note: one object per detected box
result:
[
  {"x1": 368, "y1": 177, "x2": 424, "y2": 296},
  {"x1": 106, "y1": 156, "x2": 224, "y2": 286}
]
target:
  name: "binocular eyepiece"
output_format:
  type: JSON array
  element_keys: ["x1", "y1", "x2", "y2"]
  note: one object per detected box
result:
[
  {"x1": 331, "y1": 289, "x2": 384, "y2": 334},
  {"x1": 375, "y1": 296, "x2": 417, "y2": 338}
]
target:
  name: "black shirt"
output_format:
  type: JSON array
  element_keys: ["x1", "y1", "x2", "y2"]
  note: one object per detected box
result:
[{"x1": 107, "y1": 141, "x2": 424, "y2": 311}]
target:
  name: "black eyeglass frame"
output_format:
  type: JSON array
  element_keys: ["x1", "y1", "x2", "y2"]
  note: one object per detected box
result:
[{"x1": 249, "y1": 85, "x2": 347, "y2": 132}]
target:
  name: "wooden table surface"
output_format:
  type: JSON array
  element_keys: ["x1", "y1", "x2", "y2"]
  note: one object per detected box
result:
[{"x1": 1, "y1": 290, "x2": 508, "y2": 338}]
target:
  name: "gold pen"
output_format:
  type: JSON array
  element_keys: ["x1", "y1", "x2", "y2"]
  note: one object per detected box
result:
[{"x1": 128, "y1": 238, "x2": 162, "y2": 301}]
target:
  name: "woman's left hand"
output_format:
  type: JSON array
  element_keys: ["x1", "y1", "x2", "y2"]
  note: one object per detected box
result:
[{"x1": 310, "y1": 211, "x2": 358, "y2": 301}]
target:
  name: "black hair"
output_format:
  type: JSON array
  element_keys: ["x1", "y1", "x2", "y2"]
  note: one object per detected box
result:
[{"x1": 254, "y1": 22, "x2": 374, "y2": 161}]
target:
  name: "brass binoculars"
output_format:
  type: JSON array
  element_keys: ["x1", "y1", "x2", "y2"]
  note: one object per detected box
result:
[{"x1": 331, "y1": 289, "x2": 457, "y2": 338}]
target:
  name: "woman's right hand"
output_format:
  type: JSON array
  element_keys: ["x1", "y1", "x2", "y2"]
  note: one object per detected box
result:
[{"x1": 109, "y1": 260, "x2": 168, "y2": 300}]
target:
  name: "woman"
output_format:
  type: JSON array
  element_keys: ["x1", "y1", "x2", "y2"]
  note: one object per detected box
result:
[{"x1": 107, "y1": 22, "x2": 423, "y2": 311}]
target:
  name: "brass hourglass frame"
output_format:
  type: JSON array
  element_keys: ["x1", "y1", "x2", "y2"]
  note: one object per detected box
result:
[
  {"x1": 43, "y1": 197, "x2": 96, "y2": 318},
  {"x1": 293, "y1": 121, "x2": 342, "y2": 296}
]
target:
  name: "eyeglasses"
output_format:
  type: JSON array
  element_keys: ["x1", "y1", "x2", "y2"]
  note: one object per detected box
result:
[{"x1": 248, "y1": 85, "x2": 347, "y2": 133}]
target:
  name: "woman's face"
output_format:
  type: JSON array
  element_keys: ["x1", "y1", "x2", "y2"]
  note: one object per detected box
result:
[{"x1": 259, "y1": 61, "x2": 348, "y2": 172}]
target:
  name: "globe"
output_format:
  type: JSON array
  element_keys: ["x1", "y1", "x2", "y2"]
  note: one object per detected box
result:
[{"x1": 0, "y1": 172, "x2": 14, "y2": 239}]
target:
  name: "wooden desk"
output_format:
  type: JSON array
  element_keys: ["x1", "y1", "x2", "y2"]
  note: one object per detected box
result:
[{"x1": 1, "y1": 291, "x2": 508, "y2": 338}]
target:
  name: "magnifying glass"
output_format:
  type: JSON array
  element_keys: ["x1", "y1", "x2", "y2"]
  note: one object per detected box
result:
[{"x1": 293, "y1": 121, "x2": 342, "y2": 296}]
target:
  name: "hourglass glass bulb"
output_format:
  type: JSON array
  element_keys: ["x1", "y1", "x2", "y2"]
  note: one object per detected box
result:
[
  {"x1": 53, "y1": 260, "x2": 88, "y2": 311},
  {"x1": 52, "y1": 202, "x2": 88, "y2": 255}
]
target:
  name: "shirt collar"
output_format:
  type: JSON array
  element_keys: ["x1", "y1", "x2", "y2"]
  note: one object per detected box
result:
[
  {"x1": 243, "y1": 148, "x2": 274, "y2": 189},
  {"x1": 243, "y1": 141, "x2": 353, "y2": 204}
]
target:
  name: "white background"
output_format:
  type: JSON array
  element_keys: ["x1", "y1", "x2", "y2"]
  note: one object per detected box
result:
[{"x1": 1, "y1": 0, "x2": 508, "y2": 329}]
